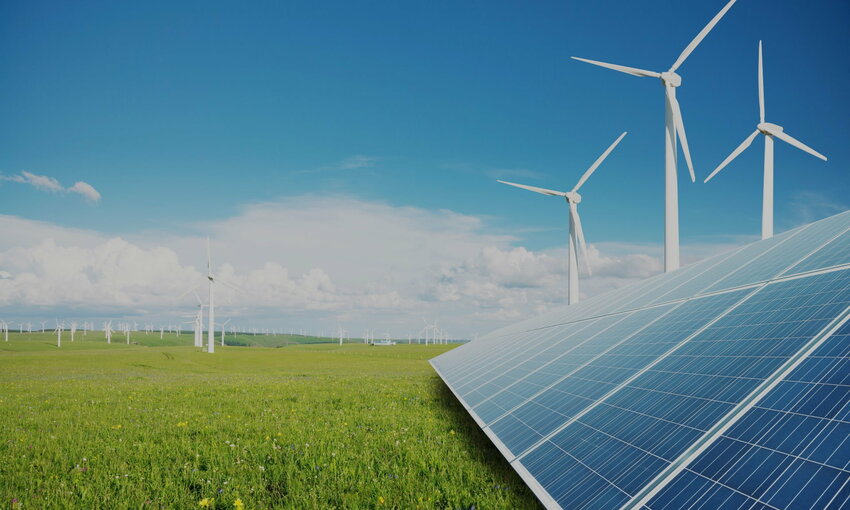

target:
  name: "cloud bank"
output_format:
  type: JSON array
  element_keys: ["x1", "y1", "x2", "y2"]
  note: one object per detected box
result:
[{"x1": 0, "y1": 196, "x2": 738, "y2": 336}]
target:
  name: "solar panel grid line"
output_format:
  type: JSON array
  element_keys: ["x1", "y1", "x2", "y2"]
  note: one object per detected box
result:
[
  {"x1": 544, "y1": 434, "x2": 636, "y2": 499},
  {"x1": 450, "y1": 322, "x2": 592, "y2": 396},
  {"x1": 624, "y1": 300, "x2": 850, "y2": 510},
  {"x1": 698, "y1": 215, "x2": 850, "y2": 296},
  {"x1": 436, "y1": 322, "x2": 564, "y2": 382},
  {"x1": 776, "y1": 224, "x2": 850, "y2": 279},
  {"x1": 644, "y1": 228, "x2": 803, "y2": 306},
  {"x1": 513, "y1": 286, "x2": 765, "y2": 465},
  {"x1": 512, "y1": 458, "x2": 564, "y2": 510},
  {"x1": 429, "y1": 360, "x2": 487, "y2": 429},
  {"x1": 508, "y1": 277, "x2": 840, "y2": 508},
  {"x1": 822, "y1": 478, "x2": 850, "y2": 509},
  {"x1": 478, "y1": 310, "x2": 690, "y2": 440},
  {"x1": 473, "y1": 310, "x2": 673, "y2": 428},
  {"x1": 656, "y1": 472, "x2": 779, "y2": 510},
  {"x1": 647, "y1": 325, "x2": 850, "y2": 509},
  {"x1": 787, "y1": 229, "x2": 850, "y2": 277},
  {"x1": 483, "y1": 306, "x2": 685, "y2": 458},
  {"x1": 617, "y1": 244, "x2": 752, "y2": 309}
]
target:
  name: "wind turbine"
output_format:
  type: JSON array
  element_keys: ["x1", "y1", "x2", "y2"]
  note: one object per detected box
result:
[
  {"x1": 499, "y1": 132, "x2": 627, "y2": 304},
  {"x1": 572, "y1": 0, "x2": 737, "y2": 272},
  {"x1": 219, "y1": 318, "x2": 231, "y2": 346},
  {"x1": 56, "y1": 320, "x2": 63, "y2": 347},
  {"x1": 704, "y1": 41, "x2": 827, "y2": 239}
]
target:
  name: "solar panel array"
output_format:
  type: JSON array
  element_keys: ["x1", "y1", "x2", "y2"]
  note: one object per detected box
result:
[{"x1": 431, "y1": 210, "x2": 850, "y2": 510}]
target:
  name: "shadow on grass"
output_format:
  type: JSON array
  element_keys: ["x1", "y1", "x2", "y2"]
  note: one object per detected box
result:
[{"x1": 432, "y1": 378, "x2": 544, "y2": 509}]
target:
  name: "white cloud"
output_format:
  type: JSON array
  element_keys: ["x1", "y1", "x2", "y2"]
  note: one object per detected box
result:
[
  {"x1": 291, "y1": 155, "x2": 378, "y2": 175},
  {"x1": 68, "y1": 181, "x2": 101, "y2": 203},
  {"x1": 1, "y1": 171, "x2": 101, "y2": 203},
  {"x1": 337, "y1": 155, "x2": 377, "y2": 170},
  {"x1": 4, "y1": 171, "x2": 64, "y2": 192},
  {"x1": 0, "y1": 196, "x2": 738, "y2": 336}
]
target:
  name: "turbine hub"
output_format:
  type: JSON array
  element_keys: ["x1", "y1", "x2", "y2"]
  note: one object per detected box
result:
[
  {"x1": 565, "y1": 191, "x2": 581, "y2": 204},
  {"x1": 660, "y1": 71, "x2": 682, "y2": 87},
  {"x1": 758, "y1": 122, "x2": 783, "y2": 135}
]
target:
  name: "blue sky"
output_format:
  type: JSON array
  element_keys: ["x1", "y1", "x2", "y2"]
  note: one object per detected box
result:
[{"x1": 0, "y1": 0, "x2": 847, "y2": 334}]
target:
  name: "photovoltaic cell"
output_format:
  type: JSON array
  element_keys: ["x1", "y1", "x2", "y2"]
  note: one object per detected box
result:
[{"x1": 430, "y1": 211, "x2": 850, "y2": 510}]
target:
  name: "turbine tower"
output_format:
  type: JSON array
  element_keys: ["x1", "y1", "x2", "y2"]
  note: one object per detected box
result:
[
  {"x1": 499, "y1": 132, "x2": 627, "y2": 305},
  {"x1": 206, "y1": 238, "x2": 216, "y2": 354},
  {"x1": 704, "y1": 41, "x2": 827, "y2": 239},
  {"x1": 572, "y1": 0, "x2": 737, "y2": 272}
]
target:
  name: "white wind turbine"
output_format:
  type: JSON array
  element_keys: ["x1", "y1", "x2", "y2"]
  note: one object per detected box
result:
[
  {"x1": 704, "y1": 41, "x2": 827, "y2": 239},
  {"x1": 499, "y1": 132, "x2": 627, "y2": 304},
  {"x1": 572, "y1": 0, "x2": 737, "y2": 272},
  {"x1": 219, "y1": 318, "x2": 231, "y2": 346},
  {"x1": 56, "y1": 320, "x2": 63, "y2": 347}
]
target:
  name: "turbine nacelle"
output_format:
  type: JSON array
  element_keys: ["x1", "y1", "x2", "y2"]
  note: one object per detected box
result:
[
  {"x1": 564, "y1": 191, "x2": 582, "y2": 204},
  {"x1": 758, "y1": 122, "x2": 783, "y2": 136},
  {"x1": 659, "y1": 71, "x2": 682, "y2": 88}
]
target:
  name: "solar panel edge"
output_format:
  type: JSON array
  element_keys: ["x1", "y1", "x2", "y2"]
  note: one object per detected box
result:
[
  {"x1": 625, "y1": 300, "x2": 850, "y2": 510},
  {"x1": 511, "y1": 459, "x2": 564, "y2": 510},
  {"x1": 429, "y1": 359, "x2": 487, "y2": 429}
]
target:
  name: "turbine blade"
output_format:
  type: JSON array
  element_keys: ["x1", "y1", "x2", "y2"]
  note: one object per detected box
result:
[
  {"x1": 217, "y1": 278, "x2": 246, "y2": 293},
  {"x1": 758, "y1": 40, "x2": 765, "y2": 123},
  {"x1": 704, "y1": 129, "x2": 761, "y2": 182},
  {"x1": 773, "y1": 130, "x2": 827, "y2": 161},
  {"x1": 497, "y1": 180, "x2": 567, "y2": 197},
  {"x1": 569, "y1": 202, "x2": 592, "y2": 275},
  {"x1": 666, "y1": 88, "x2": 696, "y2": 182},
  {"x1": 670, "y1": 0, "x2": 737, "y2": 72},
  {"x1": 570, "y1": 57, "x2": 660, "y2": 78},
  {"x1": 206, "y1": 237, "x2": 212, "y2": 275},
  {"x1": 573, "y1": 132, "x2": 628, "y2": 192}
]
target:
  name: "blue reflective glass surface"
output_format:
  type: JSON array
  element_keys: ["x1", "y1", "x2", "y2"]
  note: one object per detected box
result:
[{"x1": 648, "y1": 307, "x2": 850, "y2": 510}]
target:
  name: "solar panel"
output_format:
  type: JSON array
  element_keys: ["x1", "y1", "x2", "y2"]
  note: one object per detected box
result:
[{"x1": 431, "y1": 211, "x2": 850, "y2": 510}]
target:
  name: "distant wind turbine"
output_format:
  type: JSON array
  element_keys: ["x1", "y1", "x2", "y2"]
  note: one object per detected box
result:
[
  {"x1": 704, "y1": 41, "x2": 827, "y2": 239},
  {"x1": 572, "y1": 0, "x2": 737, "y2": 272},
  {"x1": 219, "y1": 318, "x2": 231, "y2": 346},
  {"x1": 499, "y1": 131, "x2": 627, "y2": 304}
]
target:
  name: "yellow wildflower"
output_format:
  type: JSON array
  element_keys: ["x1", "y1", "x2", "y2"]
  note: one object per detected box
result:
[
  {"x1": 449, "y1": 430, "x2": 455, "y2": 435},
  {"x1": 378, "y1": 496, "x2": 385, "y2": 505},
  {"x1": 177, "y1": 422, "x2": 188, "y2": 427},
  {"x1": 234, "y1": 498, "x2": 245, "y2": 510},
  {"x1": 199, "y1": 497, "x2": 214, "y2": 508},
  {"x1": 111, "y1": 424, "x2": 122, "y2": 430}
]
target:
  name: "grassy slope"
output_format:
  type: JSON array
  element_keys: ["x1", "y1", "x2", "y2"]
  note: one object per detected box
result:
[{"x1": 0, "y1": 334, "x2": 540, "y2": 509}]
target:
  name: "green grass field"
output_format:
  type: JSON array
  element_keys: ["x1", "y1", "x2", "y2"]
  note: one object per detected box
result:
[{"x1": 0, "y1": 332, "x2": 540, "y2": 509}]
